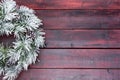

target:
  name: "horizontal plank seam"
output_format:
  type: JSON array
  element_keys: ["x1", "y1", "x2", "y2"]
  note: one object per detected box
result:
[
  {"x1": 41, "y1": 48, "x2": 120, "y2": 49},
  {"x1": 34, "y1": 9, "x2": 120, "y2": 10},
  {"x1": 44, "y1": 28, "x2": 120, "y2": 30},
  {"x1": 29, "y1": 68, "x2": 120, "y2": 69},
  {"x1": 43, "y1": 28, "x2": 120, "y2": 31}
]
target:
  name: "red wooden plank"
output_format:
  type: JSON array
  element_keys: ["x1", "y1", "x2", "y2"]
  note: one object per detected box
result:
[
  {"x1": 16, "y1": 69, "x2": 120, "y2": 80},
  {"x1": 1, "y1": 30, "x2": 120, "y2": 48},
  {"x1": 15, "y1": 0, "x2": 120, "y2": 9},
  {"x1": 30, "y1": 49, "x2": 120, "y2": 68},
  {"x1": 37, "y1": 10, "x2": 120, "y2": 29},
  {"x1": 45, "y1": 30, "x2": 120, "y2": 48}
]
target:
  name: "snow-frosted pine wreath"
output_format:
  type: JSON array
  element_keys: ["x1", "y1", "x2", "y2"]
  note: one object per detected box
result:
[{"x1": 0, "y1": 0, "x2": 45, "y2": 80}]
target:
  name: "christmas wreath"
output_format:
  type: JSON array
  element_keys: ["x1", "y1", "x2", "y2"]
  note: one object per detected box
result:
[{"x1": 0, "y1": 0, "x2": 45, "y2": 80}]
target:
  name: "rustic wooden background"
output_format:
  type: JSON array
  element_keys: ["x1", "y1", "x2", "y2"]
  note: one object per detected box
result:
[{"x1": 0, "y1": 0, "x2": 120, "y2": 80}]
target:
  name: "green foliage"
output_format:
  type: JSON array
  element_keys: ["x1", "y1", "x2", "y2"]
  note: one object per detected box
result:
[{"x1": 0, "y1": 0, "x2": 45, "y2": 80}]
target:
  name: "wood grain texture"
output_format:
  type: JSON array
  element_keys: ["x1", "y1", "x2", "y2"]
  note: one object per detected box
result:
[
  {"x1": 45, "y1": 30, "x2": 120, "y2": 48},
  {"x1": 1, "y1": 30, "x2": 120, "y2": 48},
  {"x1": 15, "y1": 0, "x2": 120, "y2": 9},
  {"x1": 0, "y1": 0, "x2": 120, "y2": 79},
  {"x1": 16, "y1": 69, "x2": 120, "y2": 80},
  {"x1": 30, "y1": 49, "x2": 120, "y2": 68},
  {"x1": 37, "y1": 10, "x2": 120, "y2": 29}
]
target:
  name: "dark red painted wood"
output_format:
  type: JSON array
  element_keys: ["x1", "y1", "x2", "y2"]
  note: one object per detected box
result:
[
  {"x1": 16, "y1": 69, "x2": 120, "y2": 80},
  {"x1": 37, "y1": 10, "x2": 120, "y2": 29},
  {"x1": 0, "y1": 0, "x2": 120, "y2": 79},
  {"x1": 30, "y1": 49, "x2": 120, "y2": 68},
  {"x1": 45, "y1": 30, "x2": 120, "y2": 48},
  {"x1": 1, "y1": 30, "x2": 120, "y2": 48},
  {"x1": 15, "y1": 0, "x2": 120, "y2": 9}
]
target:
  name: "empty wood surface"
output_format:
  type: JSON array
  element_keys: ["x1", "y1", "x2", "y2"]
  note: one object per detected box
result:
[
  {"x1": 30, "y1": 49, "x2": 120, "y2": 68},
  {"x1": 0, "y1": 69, "x2": 119, "y2": 80},
  {"x1": 37, "y1": 10, "x2": 120, "y2": 29},
  {"x1": 16, "y1": 0, "x2": 120, "y2": 9},
  {"x1": 16, "y1": 69, "x2": 120, "y2": 80},
  {"x1": 45, "y1": 30, "x2": 120, "y2": 48}
]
